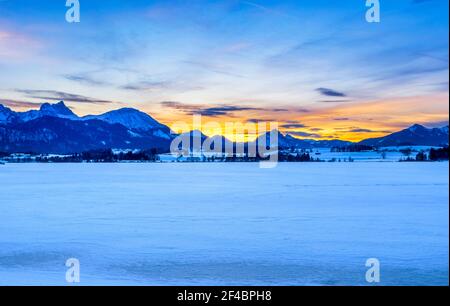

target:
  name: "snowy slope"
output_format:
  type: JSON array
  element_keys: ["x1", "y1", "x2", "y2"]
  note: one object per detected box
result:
[
  {"x1": 83, "y1": 108, "x2": 166, "y2": 132},
  {"x1": 255, "y1": 131, "x2": 352, "y2": 149},
  {"x1": 1, "y1": 101, "x2": 173, "y2": 143},
  {"x1": 17, "y1": 101, "x2": 79, "y2": 122},
  {"x1": 360, "y1": 124, "x2": 449, "y2": 147},
  {"x1": 1, "y1": 101, "x2": 168, "y2": 134},
  {"x1": 37, "y1": 101, "x2": 78, "y2": 120},
  {"x1": 0, "y1": 105, "x2": 18, "y2": 124}
]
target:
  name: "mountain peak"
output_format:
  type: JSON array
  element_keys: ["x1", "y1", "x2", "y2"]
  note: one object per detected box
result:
[
  {"x1": 408, "y1": 124, "x2": 428, "y2": 133},
  {"x1": 84, "y1": 107, "x2": 166, "y2": 132},
  {"x1": 181, "y1": 130, "x2": 208, "y2": 139},
  {"x1": 113, "y1": 107, "x2": 141, "y2": 113},
  {"x1": 360, "y1": 123, "x2": 449, "y2": 147},
  {"x1": 0, "y1": 103, "x2": 12, "y2": 112},
  {"x1": 39, "y1": 101, "x2": 77, "y2": 118},
  {"x1": 0, "y1": 104, "x2": 17, "y2": 124}
]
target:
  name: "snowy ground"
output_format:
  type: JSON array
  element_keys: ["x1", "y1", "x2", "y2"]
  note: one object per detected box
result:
[{"x1": 0, "y1": 163, "x2": 448, "y2": 286}]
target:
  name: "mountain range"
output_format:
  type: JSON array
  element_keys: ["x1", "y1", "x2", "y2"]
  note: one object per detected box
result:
[
  {"x1": 0, "y1": 102, "x2": 448, "y2": 154},
  {"x1": 360, "y1": 124, "x2": 449, "y2": 147},
  {"x1": 0, "y1": 102, "x2": 172, "y2": 153}
]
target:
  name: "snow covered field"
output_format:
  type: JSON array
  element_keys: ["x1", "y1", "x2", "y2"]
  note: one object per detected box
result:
[{"x1": 0, "y1": 163, "x2": 448, "y2": 286}]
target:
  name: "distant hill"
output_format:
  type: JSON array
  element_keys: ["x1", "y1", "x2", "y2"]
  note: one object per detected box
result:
[
  {"x1": 83, "y1": 107, "x2": 171, "y2": 137},
  {"x1": 359, "y1": 124, "x2": 449, "y2": 147},
  {"x1": 255, "y1": 131, "x2": 352, "y2": 149}
]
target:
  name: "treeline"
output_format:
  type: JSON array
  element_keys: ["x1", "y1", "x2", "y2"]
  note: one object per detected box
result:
[
  {"x1": 429, "y1": 147, "x2": 449, "y2": 161},
  {"x1": 278, "y1": 153, "x2": 320, "y2": 162},
  {"x1": 228, "y1": 153, "x2": 319, "y2": 162},
  {"x1": 35, "y1": 149, "x2": 160, "y2": 163},
  {"x1": 331, "y1": 145, "x2": 375, "y2": 152},
  {"x1": 401, "y1": 147, "x2": 449, "y2": 162},
  {"x1": 186, "y1": 153, "x2": 319, "y2": 163}
]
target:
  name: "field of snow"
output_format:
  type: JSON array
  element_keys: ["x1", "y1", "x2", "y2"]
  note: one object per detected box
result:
[{"x1": 0, "y1": 163, "x2": 448, "y2": 286}]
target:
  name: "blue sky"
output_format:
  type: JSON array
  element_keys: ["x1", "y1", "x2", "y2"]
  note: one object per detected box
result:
[{"x1": 0, "y1": 0, "x2": 448, "y2": 140}]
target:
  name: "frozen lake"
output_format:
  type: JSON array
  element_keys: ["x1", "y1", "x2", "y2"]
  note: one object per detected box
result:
[{"x1": 0, "y1": 163, "x2": 448, "y2": 286}]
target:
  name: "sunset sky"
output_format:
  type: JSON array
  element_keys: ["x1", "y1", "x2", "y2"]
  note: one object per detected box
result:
[{"x1": 0, "y1": 0, "x2": 448, "y2": 141}]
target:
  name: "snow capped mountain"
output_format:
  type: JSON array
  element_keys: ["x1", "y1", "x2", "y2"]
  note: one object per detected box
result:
[
  {"x1": 83, "y1": 108, "x2": 169, "y2": 134},
  {"x1": 1, "y1": 101, "x2": 172, "y2": 137},
  {"x1": 440, "y1": 126, "x2": 449, "y2": 134},
  {"x1": 0, "y1": 101, "x2": 174, "y2": 153},
  {"x1": 255, "y1": 131, "x2": 351, "y2": 149},
  {"x1": 0, "y1": 116, "x2": 172, "y2": 154},
  {"x1": 1, "y1": 101, "x2": 166, "y2": 130},
  {"x1": 18, "y1": 110, "x2": 41, "y2": 122},
  {"x1": 407, "y1": 124, "x2": 426, "y2": 133},
  {"x1": 0, "y1": 104, "x2": 18, "y2": 124},
  {"x1": 360, "y1": 124, "x2": 449, "y2": 147},
  {"x1": 7, "y1": 101, "x2": 79, "y2": 122},
  {"x1": 38, "y1": 101, "x2": 78, "y2": 119}
]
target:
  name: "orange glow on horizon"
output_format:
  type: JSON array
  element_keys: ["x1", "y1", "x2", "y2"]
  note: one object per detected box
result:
[
  {"x1": 146, "y1": 93, "x2": 449, "y2": 142},
  {"x1": 3, "y1": 93, "x2": 448, "y2": 142}
]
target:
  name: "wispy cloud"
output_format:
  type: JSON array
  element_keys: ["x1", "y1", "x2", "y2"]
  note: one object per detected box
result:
[
  {"x1": 193, "y1": 106, "x2": 262, "y2": 117},
  {"x1": 334, "y1": 118, "x2": 350, "y2": 121},
  {"x1": 16, "y1": 90, "x2": 116, "y2": 104},
  {"x1": 319, "y1": 100, "x2": 353, "y2": 103},
  {"x1": 246, "y1": 118, "x2": 281, "y2": 123},
  {"x1": 183, "y1": 60, "x2": 246, "y2": 78},
  {"x1": 120, "y1": 81, "x2": 170, "y2": 91},
  {"x1": 347, "y1": 128, "x2": 392, "y2": 134},
  {"x1": 288, "y1": 131, "x2": 322, "y2": 139},
  {"x1": 316, "y1": 88, "x2": 347, "y2": 97},
  {"x1": 161, "y1": 101, "x2": 262, "y2": 117},
  {"x1": 0, "y1": 99, "x2": 42, "y2": 109},
  {"x1": 63, "y1": 74, "x2": 110, "y2": 87},
  {"x1": 160, "y1": 101, "x2": 302, "y2": 118},
  {"x1": 280, "y1": 123, "x2": 308, "y2": 129},
  {"x1": 160, "y1": 101, "x2": 203, "y2": 111},
  {"x1": 241, "y1": 1, "x2": 288, "y2": 17}
]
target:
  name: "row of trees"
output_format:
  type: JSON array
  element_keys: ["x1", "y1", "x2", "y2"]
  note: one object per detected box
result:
[
  {"x1": 402, "y1": 147, "x2": 449, "y2": 162},
  {"x1": 278, "y1": 153, "x2": 319, "y2": 162},
  {"x1": 429, "y1": 147, "x2": 449, "y2": 161},
  {"x1": 35, "y1": 149, "x2": 160, "y2": 163},
  {"x1": 3, "y1": 147, "x2": 449, "y2": 163},
  {"x1": 182, "y1": 152, "x2": 319, "y2": 163},
  {"x1": 331, "y1": 145, "x2": 375, "y2": 152}
]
